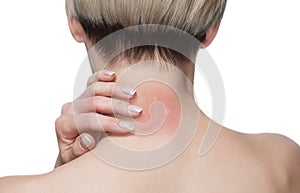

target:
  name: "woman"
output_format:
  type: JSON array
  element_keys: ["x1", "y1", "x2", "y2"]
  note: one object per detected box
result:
[{"x1": 0, "y1": 0, "x2": 299, "y2": 192}]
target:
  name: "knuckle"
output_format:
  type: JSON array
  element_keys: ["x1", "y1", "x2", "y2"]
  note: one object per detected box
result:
[
  {"x1": 55, "y1": 115, "x2": 75, "y2": 135},
  {"x1": 94, "y1": 95, "x2": 104, "y2": 102},
  {"x1": 88, "y1": 96, "x2": 99, "y2": 110},
  {"x1": 61, "y1": 102, "x2": 72, "y2": 114},
  {"x1": 93, "y1": 82, "x2": 102, "y2": 95},
  {"x1": 112, "y1": 99, "x2": 125, "y2": 111},
  {"x1": 93, "y1": 96, "x2": 107, "y2": 111},
  {"x1": 91, "y1": 82, "x2": 99, "y2": 91},
  {"x1": 87, "y1": 71, "x2": 102, "y2": 85},
  {"x1": 55, "y1": 116, "x2": 66, "y2": 134},
  {"x1": 87, "y1": 82, "x2": 102, "y2": 96},
  {"x1": 105, "y1": 83, "x2": 114, "y2": 96},
  {"x1": 87, "y1": 76, "x2": 95, "y2": 86},
  {"x1": 86, "y1": 114, "x2": 100, "y2": 131}
]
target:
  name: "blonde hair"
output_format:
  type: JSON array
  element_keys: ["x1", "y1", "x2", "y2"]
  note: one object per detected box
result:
[{"x1": 66, "y1": 0, "x2": 227, "y2": 67}]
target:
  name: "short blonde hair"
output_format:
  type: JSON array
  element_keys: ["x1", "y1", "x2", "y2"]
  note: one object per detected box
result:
[{"x1": 66, "y1": 0, "x2": 227, "y2": 67}]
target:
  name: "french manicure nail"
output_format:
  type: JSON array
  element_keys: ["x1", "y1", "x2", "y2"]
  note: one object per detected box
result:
[
  {"x1": 119, "y1": 121, "x2": 135, "y2": 131},
  {"x1": 80, "y1": 135, "x2": 93, "y2": 149},
  {"x1": 128, "y1": 105, "x2": 143, "y2": 114},
  {"x1": 104, "y1": 70, "x2": 115, "y2": 76},
  {"x1": 121, "y1": 86, "x2": 136, "y2": 96}
]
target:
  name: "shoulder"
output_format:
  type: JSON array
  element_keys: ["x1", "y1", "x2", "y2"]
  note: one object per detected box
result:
[
  {"x1": 0, "y1": 175, "x2": 44, "y2": 193},
  {"x1": 253, "y1": 133, "x2": 300, "y2": 192},
  {"x1": 250, "y1": 133, "x2": 300, "y2": 167},
  {"x1": 221, "y1": 130, "x2": 299, "y2": 163},
  {"x1": 215, "y1": 129, "x2": 300, "y2": 192},
  {"x1": 198, "y1": 128, "x2": 299, "y2": 192},
  {"x1": 241, "y1": 132, "x2": 300, "y2": 192}
]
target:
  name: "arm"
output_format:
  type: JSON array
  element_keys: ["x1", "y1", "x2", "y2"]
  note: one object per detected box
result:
[
  {"x1": 287, "y1": 139, "x2": 300, "y2": 193},
  {"x1": 263, "y1": 134, "x2": 300, "y2": 192}
]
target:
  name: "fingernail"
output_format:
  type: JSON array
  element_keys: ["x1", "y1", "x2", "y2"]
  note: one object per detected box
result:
[
  {"x1": 103, "y1": 70, "x2": 115, "y2": 76},
  {"x1": 128, "y1": 105, "x2": 143, "y2": 114},
  {"x1": 80, "y1": 135, "x2": 93, "y2": 150},
  {"x1": 119, "y1": 121, "x2": 135, "y2": 131},
  {"x1": 121, "y1": 87, "x2": 136, "y2": 96}
]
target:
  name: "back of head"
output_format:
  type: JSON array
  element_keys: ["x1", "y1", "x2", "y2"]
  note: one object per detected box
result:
[{"x1": 66, "y1": 0, "x2": 227, "y2": 68}]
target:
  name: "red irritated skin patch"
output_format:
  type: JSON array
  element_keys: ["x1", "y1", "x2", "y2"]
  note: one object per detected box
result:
[
  {"x1": 107, "y1": 80, "x2": 183, "y2": 151},
  {"x1": 130, "y1": 80, "x2": 181, "y2": 137}
]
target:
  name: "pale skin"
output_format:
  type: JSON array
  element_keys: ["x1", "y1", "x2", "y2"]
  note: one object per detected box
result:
[
  {"x1": 54, "y1": 69, "x2": 142, "y2": 167},
  {"x1": 0, "y1": 12, "x2": 300, "y2": 193}
]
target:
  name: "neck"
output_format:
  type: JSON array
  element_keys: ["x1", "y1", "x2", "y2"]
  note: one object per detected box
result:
[{"x1": 97, "y1": 61, "x2": 204, "y2": 151}]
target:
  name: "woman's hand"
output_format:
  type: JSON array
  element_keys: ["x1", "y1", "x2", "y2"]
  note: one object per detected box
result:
[{"x1": 55, "y1": 70, "x2": 142, "y2": 167}]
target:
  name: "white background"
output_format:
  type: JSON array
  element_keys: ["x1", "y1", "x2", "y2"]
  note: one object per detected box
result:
[{"x1": 0, "y1": 0, "x2": 299, "y2": 176}]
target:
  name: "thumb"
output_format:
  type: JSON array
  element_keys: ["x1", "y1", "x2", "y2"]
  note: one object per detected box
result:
[{"x1": 72, "y1": 133, "x2": 96, "y2": 158}]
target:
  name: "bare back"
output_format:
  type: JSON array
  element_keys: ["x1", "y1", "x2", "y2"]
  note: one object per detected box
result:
[{"x1": 15, "y1": 128, "x2": 298, "y2": 193}]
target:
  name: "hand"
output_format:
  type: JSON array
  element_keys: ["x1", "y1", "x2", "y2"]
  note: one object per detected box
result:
[{"x1": 55, "y1": 70, "x2": 142, "y2": 167}]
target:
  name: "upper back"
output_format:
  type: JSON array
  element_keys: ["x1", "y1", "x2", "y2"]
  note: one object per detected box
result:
[
  {"x1": 39, "y1": 129, "x2": 299, "y2": 193},
  {"x1": 1, "y1": 129, "x2": 299, "y2": 193}
]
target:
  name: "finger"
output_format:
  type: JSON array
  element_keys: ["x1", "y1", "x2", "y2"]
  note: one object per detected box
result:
[
  {"x1": 61, "y1": 102, "x2": 73, "y2": 115},
  {"x1": 75, "y1": 113, "x2": 135, "y2": 134},
  {"x1": 73, "y1": 96, "x2": 143, "y2": 117},
  {"x1": 72, "y1": 133, "x2": 96, "y2": 158},
  {"x1": 87, "y1": 70, "x2": 116, "y2": 86},
  {"x1": 80, "y1": 82, "x2": 114, "y2": 99},
  {"x1": 56, "y1": 114, "x2": 135, "y2": 139},
  {"x1": 55, "y1": 115, "x2": 79, "y2": 139},
  {"x1": 79, "y1": 82, "x2": 136, "y2": 100},
  {"x1": 62, "y1": 83, "x2": 137, "y2": 116}
]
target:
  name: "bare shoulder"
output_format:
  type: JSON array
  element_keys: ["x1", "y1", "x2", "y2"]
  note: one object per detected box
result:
[
  {"x1": 249, "y1": 133, "x2": 300, "y2": 170},
  {"x1": 0, "y1": 175, "x2": 43, "y2": 193},
  {"x1": 253, "y1": 132, "x2": 299, "y2": 149},
  {"x1": 251, "y1": 133, "x2": 300, "y2": 192},
  {"x1": 221, "y1": 130, "x2": 300, "y2": 192},
  {"x1": 221, "y1": 129, "x2": 299, "y2": 161}
]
